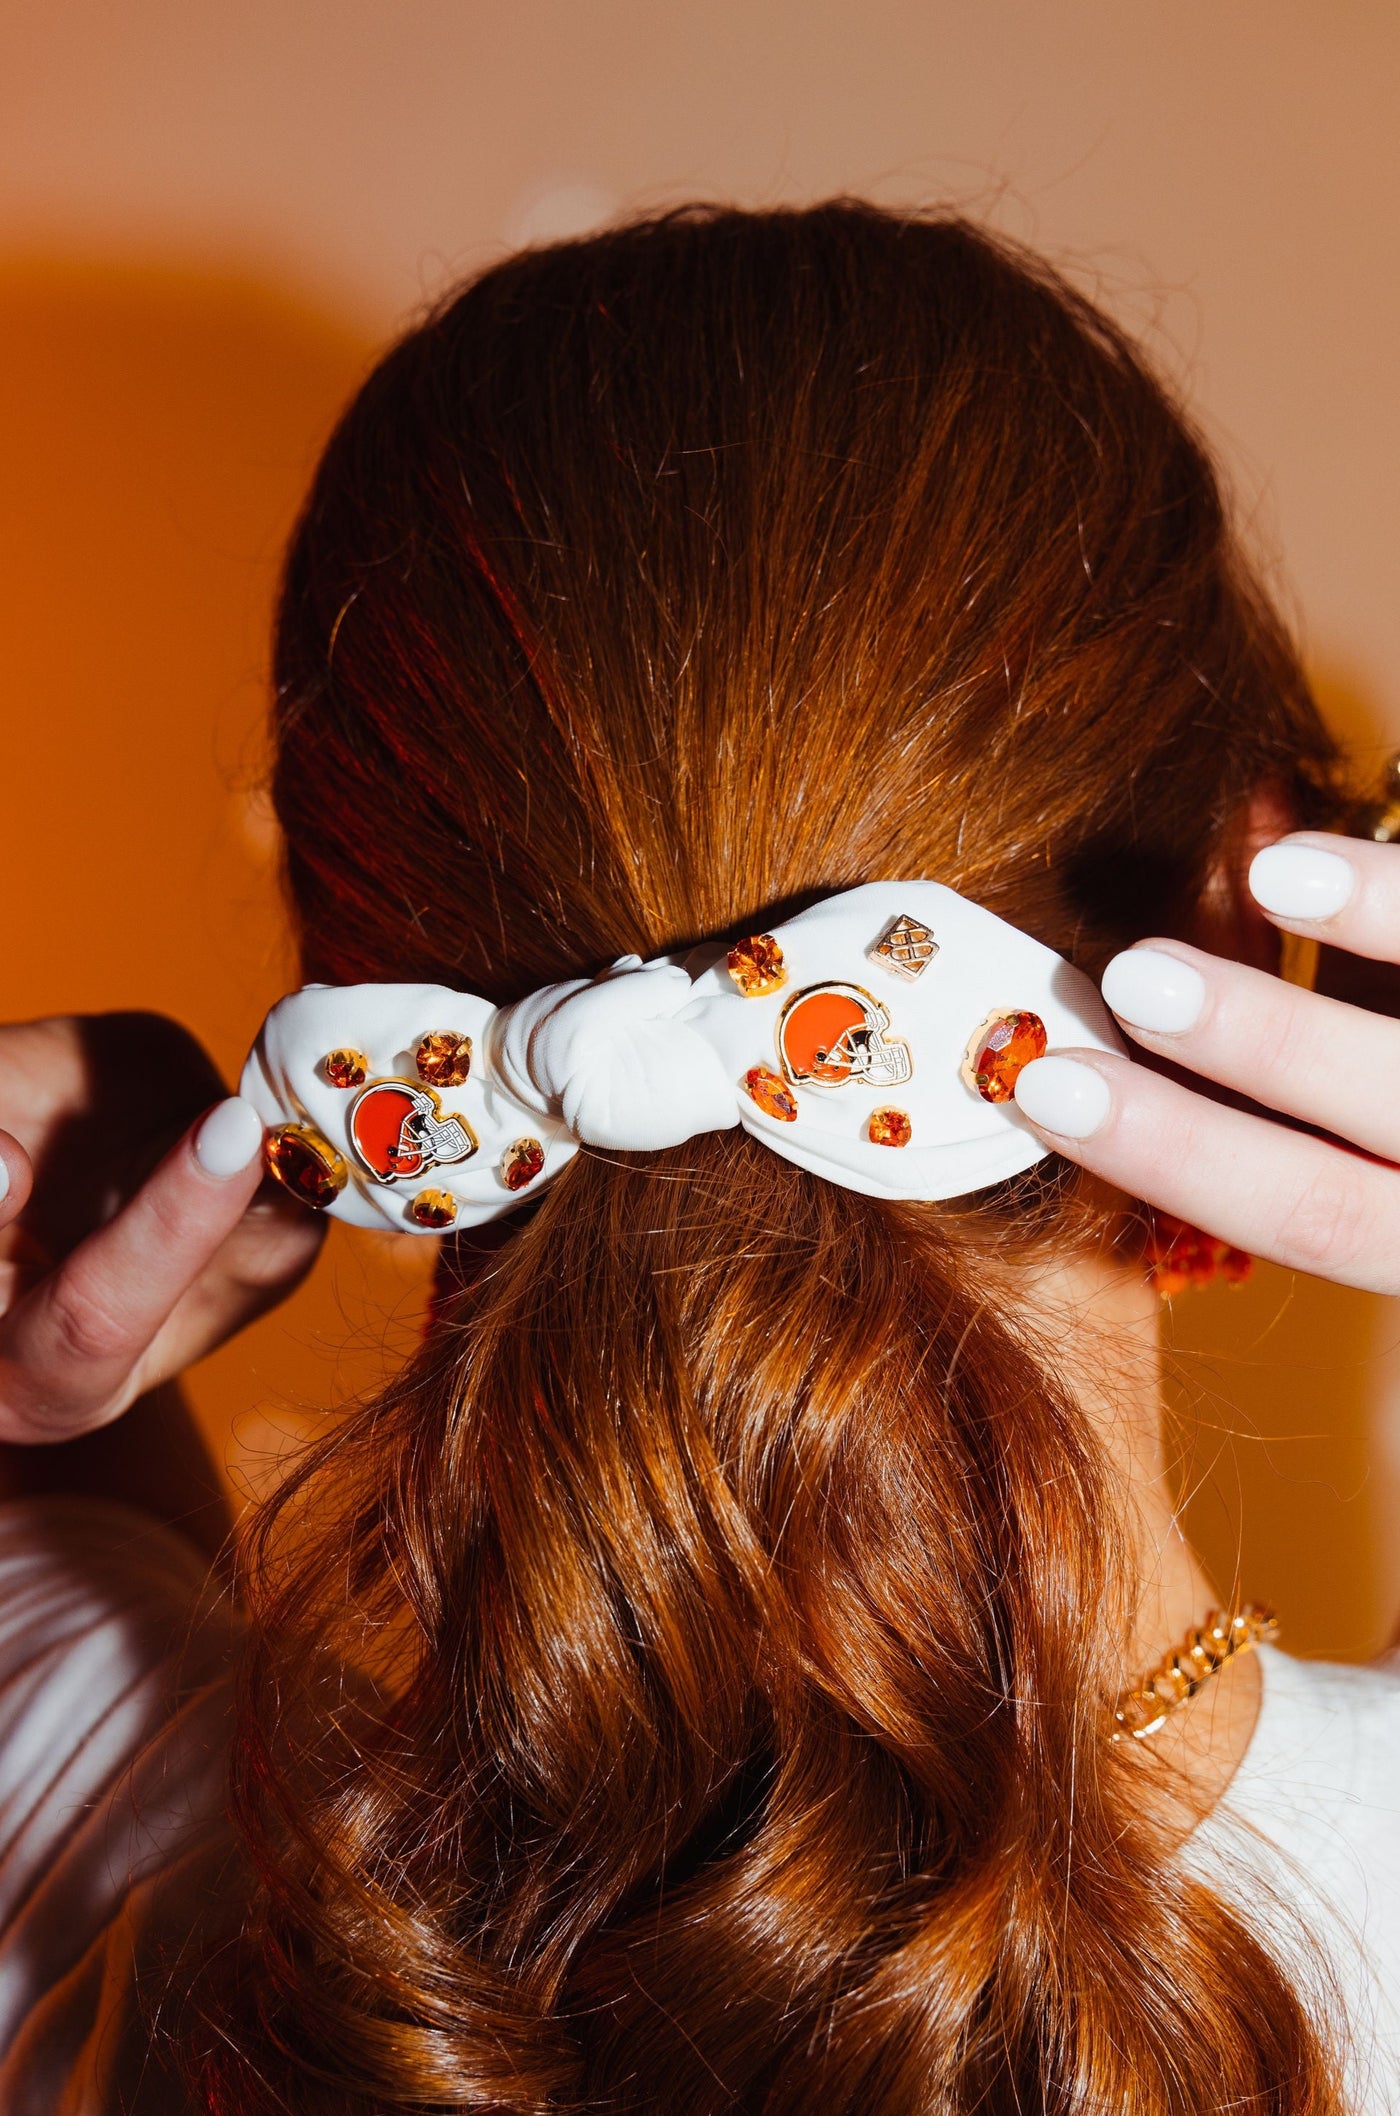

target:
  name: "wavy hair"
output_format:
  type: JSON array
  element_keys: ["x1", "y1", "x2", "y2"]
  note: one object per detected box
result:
[{"x1": 184, "y1": 205, "x2": 1341, "y2": 2111}]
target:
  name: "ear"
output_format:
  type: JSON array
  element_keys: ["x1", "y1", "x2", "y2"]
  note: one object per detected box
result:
[{"x1": 1179, "y1": 780, "x2": 1296, "y2": 972}]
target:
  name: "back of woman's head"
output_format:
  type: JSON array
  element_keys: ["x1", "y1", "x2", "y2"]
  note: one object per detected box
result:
[{"x1": 199, "y1": 205, "x2": 1340, "y2": 2112}]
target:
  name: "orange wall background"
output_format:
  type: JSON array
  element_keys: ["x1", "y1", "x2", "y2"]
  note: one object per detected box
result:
[{"x1": 2, "y1": 1, "x2": 1398, "y2": 1655}]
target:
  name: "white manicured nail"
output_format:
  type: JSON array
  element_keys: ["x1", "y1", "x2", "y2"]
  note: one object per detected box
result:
[
  {"x1": 1013, "y1": 1056, "x2": 1112, "y2": 1139},
  {"x1": 1100, "y1": 947, "x2": 1206, "y2": 1034},
  {"x1": 0, "y1": 1155, "x2": 9, "y2": 1205},
  {"x1": 1248, "y1": 841, "x2": 1355, "y2": 922},
  {"x1": 194, "y1": 1097, "x2": 265, "y2": 1178}
]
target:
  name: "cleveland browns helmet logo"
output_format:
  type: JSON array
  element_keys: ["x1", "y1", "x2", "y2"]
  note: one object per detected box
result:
[
  {"x1": 777, "y1": 983, "x2": 912, "y2": 1090},
  {"x1": 348, "y1": 1078, "x2": 478, "y2": 1184}
]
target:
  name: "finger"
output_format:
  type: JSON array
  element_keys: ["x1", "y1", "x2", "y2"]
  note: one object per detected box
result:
[
  {"x1": 0, "y1": 1130, "x2": 35, "y2": 1235},
  {"x1": 0, "y1": 1098, "x2": 266, "y2": 1443},
  {"x1": 128, "y1": 1181, "x2": 327, "y2": 1393},
  {"x1": 1097, "y1": 940, "x2": 1400, "y2": 1162},
  {"x1": 0, "y1": 1131, "x2": 38, "y2": 1319},
  {"x1": 1013, "y1": 1050, "x2": 1400, "y2": 1294},
  {"x1": 1248, "y1": 832, "x2": 1400, "y2": 963}
]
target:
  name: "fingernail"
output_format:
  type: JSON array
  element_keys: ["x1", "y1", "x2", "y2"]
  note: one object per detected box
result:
[
  {"x1": 1013, "y1": 1056, "x2": 1112, "y2": 1140},
  {"x1": 1248, "y1": 840, "x2": 1355, "y2": 922},
  {"x1": 0, "y1": 1156, "x2": 9, "y2": 1205},
  {"x1": 1100, "y1": 947, "x2": 1206, "y2": 1034},
  {"x1": 194, "y1": 1097, "x2": 265, "y2": 1178}
]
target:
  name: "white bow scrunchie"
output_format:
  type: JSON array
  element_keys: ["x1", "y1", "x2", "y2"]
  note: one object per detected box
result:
[
  {"x1": 239, "y1": 880, "x2": 1123, "y2": 1233},
  {"x1": 496, "y1": 958, "x2": 740, "y2": 1151}
]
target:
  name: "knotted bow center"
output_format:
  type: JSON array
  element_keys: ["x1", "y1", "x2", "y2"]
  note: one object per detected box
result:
[{"x1": 496, "y1": 957, "x2": 739, "y2": 1151}]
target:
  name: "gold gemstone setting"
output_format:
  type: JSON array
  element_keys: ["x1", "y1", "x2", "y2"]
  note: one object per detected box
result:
[
  {"x1": 416, "y1": 1030, "x2": 473, "y2": 1088},
  {"x1": 410, "y1": 1188, "x2": 459, "y2": 1229},
  {"x1": 868, "y1": 1106, "x2": 912, "y2": 1148},
  {"x1": 323, "y1": 1048, "x2": 368, "y2": 1090},
  {"x1": 264, "y1": 1123, "x2": 348, "y2": 1210},
  {"x1": 501, "y1": 1137, "x2": 546, "y2": 1191},
  {"x1": 961, "y1": 1009, "x2": 1048, "y2": 1104},
  {"x1": 726, "y1": 934, "x2": 787, "y2": 998},
  {"x1": 743, "y1": 1065, "x2": 799, "y2": 1122}
]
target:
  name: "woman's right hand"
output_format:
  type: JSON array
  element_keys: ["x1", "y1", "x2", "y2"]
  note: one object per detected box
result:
[
  {"x1": 1013, "y1": 833, "x2": 1400, "y2": 1294},
  {"x1": 0, "y1": 1012, "x2": 324, "y2": 1443}
]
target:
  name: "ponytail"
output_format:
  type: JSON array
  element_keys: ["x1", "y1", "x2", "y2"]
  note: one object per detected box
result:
[{"x1": 185, "y1": 1143, "x2": 1335, "y2": 2110}]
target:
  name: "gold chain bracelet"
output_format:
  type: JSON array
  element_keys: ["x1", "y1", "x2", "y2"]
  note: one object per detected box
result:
[{"x1": 1113, "y1": 1606, "x2": 1278, "y2": 1742}]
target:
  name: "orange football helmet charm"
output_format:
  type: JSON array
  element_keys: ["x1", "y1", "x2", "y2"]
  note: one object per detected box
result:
[
  {"x1": 777, "y1": 982, "x2": 912, "y2": 1091},
  {"x1": 349, "y1": 1078, "x2": 478, "y2": 1184}
]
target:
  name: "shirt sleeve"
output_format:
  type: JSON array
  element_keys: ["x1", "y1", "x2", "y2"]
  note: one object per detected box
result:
[{"x1": 0, "y1": 1496, "x2": 240, "y2": 2115}]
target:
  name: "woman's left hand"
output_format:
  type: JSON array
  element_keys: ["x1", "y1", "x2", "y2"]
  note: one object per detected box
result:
[
  {"x1": 1012, "y1": 833, "x2": 1400, "y2": 1296},
  {"x1": 0, "y1": 1012, "x2": 323, "y2": 1443}
]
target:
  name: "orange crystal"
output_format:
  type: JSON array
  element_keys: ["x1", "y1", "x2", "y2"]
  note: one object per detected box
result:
[
  {"x1": 265, "y1": 1123, "x2": 347, "y2": 1209},
  {"x1": 410, "y1": 1187, "x2": 459, "y2": 1229},
  {"x1": 1144, "y1": 1213, "x2": 1252, "y2": 1298},
  {"x1": 416, "y1": 1030, "x2": 473, "y2": 1088},
  {"x1": 727, "y1": 934, "x2": 787, "y2": 997},
  {"x1": 501, "y1": 1136, "x2": 545, "y2": 1191},
  {"x1": 868, "y1": 1106, "x2": 912, "y2": 1148},
  {"x1": 743, "y1": 1065, "x2": 799, "y2": 1122},
  {"x1": 963, "y1": 1010, "x2": 1048, "y2": 1104},
  {"x1": 323, "y1": 1047, "x2": 368, "y2": 1089}
]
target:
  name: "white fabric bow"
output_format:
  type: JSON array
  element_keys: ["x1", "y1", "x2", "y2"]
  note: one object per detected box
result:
[
  {"x1": 240, "y1": 881, "x2": 1123, "y2": 1233},
  {"x1": 496, "y1": 958, "x2": 740, "y2": 1150}
]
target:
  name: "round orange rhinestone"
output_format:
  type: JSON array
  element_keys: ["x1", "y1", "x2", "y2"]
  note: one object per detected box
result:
[
  {"x1": 743, "y1": 1065, "x2": 799, "y2": 1122},
  {"x1": 726, "y1": 934, "x2": 786, "y2": 998},
  {"x1": 264, "y1": 1123, "x2": 347, "y2": 1209},
  {"x1": 501, "y1": 1137, "x2": 545, "y2": 1191},
  {"x1": 410, "y1": 1188, "x2": 459, "y2": 1229},
  {"x1": 868, "y1": 1106, "x2": 912, "y2": 1148},
  {"x1": 963, "y1": 1009, "x2": 1048, "y2": 1104},
  {"x1": 416, "y1": 1030, "x2": 473, "y2": 1088},
  {"x1": 323, "y1": 1047, "x2": 368, "y2": 1090}
]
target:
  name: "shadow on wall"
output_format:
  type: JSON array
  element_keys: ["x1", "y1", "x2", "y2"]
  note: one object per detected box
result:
[
  {"x1": 0, "y1": 252, "x2": 1394, "y2": 1660},
  {"x1": 1166, "y1": 1263, "x2": 1400, "y2": 1664},
  {"x1": 0, "y1": 253, "x2": 435, "y2": 1497}
]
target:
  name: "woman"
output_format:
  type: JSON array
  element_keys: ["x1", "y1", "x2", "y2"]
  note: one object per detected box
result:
[{"x1": 0, "y1": 203, "x2": 1396, "y2": 2113}]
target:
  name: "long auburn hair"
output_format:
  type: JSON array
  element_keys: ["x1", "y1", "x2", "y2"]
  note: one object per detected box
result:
[{"x1": 188, "y1": 205, "x2": 1343, "y2": 2111}]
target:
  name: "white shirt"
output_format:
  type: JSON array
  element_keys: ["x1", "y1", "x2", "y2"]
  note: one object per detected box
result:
[{"x1": 1193, "y1": 1643, "x2": 1400, "y2": 2112}]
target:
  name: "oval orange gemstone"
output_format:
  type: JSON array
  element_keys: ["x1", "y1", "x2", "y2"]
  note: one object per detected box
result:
[
  {"x1": 964, "y1": 1009, "x2": 1048, "y2": 1104},
  {"x1": 501, "y1": 1136, "x2": 545, "y2": 1191},
  {"x1": 410, "y1": 1187, "x2": 458, "y2": 1229},
  {"x1": 868, "y1": 1106, "x2": 912, "y2": 1147},
  {"x1": 726, "y1": 934, "x2": 786, "y2": 997},
  {"x1": 265, "y1": 1123, "x2": 347, "y2": 1209},
  {"x1": 323, "y1": 1047, "x2": 368, "y2": 1089},
  {"x1": 416, "y1": 1030, "x2": 473, "y2": 1088},
  {"x1": 743, "y1": 1065, "x2": 799, "y2": 1122}
]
